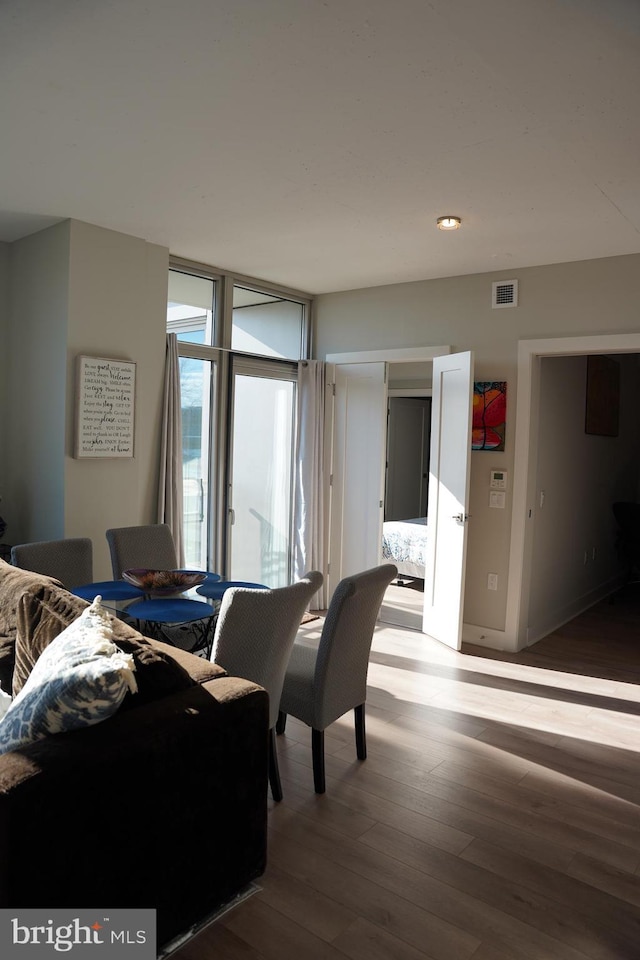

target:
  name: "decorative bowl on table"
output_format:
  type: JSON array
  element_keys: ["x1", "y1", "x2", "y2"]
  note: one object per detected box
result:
[{"x1": 122, "y1": 568, "x2": 208, "y2": 597}]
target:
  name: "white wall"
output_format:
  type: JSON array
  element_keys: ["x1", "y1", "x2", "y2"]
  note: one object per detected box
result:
[
  {"x1": 527, "y1": 354, "x2": 640, "y2": 640},
  {"x1": 315, "y1": 253, "x2": 640, "y2": 634},
  {"x1": 65, "y1": 221, "x2": 169, "y2": 578},
  {"x1": 5, "y1": 220, "x2": 169, "y2": 579},
  {"x1": 7, "y1": 222, "x2": 71, "y2": 543}
]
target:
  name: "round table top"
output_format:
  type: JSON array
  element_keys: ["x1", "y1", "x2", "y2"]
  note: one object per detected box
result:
[
  {"x1": 72, "y1": 580, "x2": 145, "y2": 601},
  {"x1": 196, "y1": 580, "x2": 269, "y2": 600},
  {"x1": 178, "y1": 570, "x2": 221, "y2": 583}
]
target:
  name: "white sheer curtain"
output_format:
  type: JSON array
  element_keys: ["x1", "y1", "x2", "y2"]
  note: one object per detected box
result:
[
  {"x1": 157, "y1": 333, "x2": 185, "y2": 566},
  {"x1": 293, "y1": 359, "x2": 327, "y2": 609}
]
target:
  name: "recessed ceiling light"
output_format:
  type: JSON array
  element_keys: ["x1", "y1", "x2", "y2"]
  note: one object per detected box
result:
[{"x1": 436, "y1": 216, "x2": 462, "y2": 231}]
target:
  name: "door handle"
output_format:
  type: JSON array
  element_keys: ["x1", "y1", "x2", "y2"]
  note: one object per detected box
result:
[{"x1": 452, "y1": 513, "x2": 471, "y2": 522}]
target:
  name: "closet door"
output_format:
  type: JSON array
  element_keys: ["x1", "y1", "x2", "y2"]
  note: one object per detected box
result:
[{"x1": 327, "y1": 362, "x2": 387, "y2": 593}]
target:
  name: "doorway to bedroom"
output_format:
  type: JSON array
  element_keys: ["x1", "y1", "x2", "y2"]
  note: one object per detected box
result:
[
  {"x1": 380, "y1": 391, "x2": 431, "y2": 629},
  {"x1": 326, "y1": 346, "x2": 472, "y2": 647}
]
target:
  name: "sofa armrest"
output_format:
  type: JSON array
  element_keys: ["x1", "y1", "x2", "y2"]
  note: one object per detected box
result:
[
  {"x1": 0, "y1": 675, "x2": 269, "y2": 948},
  {"x1": 145, "y1": 637, "x2": 227, "y2": 684}
]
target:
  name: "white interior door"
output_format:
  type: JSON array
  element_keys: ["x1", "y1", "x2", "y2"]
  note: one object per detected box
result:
[
  {"x1": 328, "y1": 362, "x2": 387, "y2": 591},
  {"x1": 422, "y1": 351, "x2": 474, "y2": 649}
]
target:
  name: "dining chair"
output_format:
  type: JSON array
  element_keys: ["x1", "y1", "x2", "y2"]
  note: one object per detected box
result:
[
  {"x1": 10, "y1": 538, "x2": 93, "y2": 590},
  {"x1": 276, "y1": 563, "x2": 397, "y2": 794},
  {"x1": 210, "y1": 570, "x2": 323, "y2": 802},
  {"x1": 105, "y1": 523, "x2": 178, "y2": 580}
]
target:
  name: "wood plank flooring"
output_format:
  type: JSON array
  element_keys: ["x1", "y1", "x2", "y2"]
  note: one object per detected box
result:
[{"x1": 175, "y1": 589, "x2": 640, "y2": 960}]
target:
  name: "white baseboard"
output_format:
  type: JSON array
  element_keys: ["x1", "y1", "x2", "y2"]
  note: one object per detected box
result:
[{"x1": 461, "y1": 623, "x2": 510, "y2": 651}]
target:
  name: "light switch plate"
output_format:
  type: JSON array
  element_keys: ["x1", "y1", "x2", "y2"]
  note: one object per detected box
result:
[{"x1": 489, "y1": 491, "x2": 506, "y2": 509}]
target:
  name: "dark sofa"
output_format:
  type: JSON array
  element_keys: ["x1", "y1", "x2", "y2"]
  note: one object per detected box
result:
[{"x1": 0, "y1": 559, "x2": 269, "y2": 949}]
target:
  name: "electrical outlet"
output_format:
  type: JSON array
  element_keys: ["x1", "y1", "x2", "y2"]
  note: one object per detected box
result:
[{"x1": 487, "y1": 573, "x2": 498, "y2": 591}]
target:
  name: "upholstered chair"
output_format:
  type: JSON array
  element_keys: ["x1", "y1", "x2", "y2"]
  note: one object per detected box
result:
[
  {"x1": 276, "y1": 563, "x2": 397, "y2": 794},
  {"x1": 106, "y1": 524, "x2": 177, "y2": 580},
  {"x1": 11, "y1": 538, "x2": 93, "y2": 590},
  {"x1": 210, "y1": 571, "x2": 323, "y2": 802}
]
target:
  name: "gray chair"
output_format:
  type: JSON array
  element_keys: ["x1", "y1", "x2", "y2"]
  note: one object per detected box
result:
[
  {"x1": 10, "y1": 538, "x2": 93, "y2": 590},
  {"x1": 210, "y1": 570, "x2": 323, "y2": 802},
  {"x1": 276, "y1": 563, "x2": 397, "y2": 794},
  {"x1": 105, "y1": 523, "x2": 177, "y2": 580}
]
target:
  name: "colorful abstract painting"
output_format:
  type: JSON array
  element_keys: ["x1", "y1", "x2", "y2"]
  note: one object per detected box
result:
[{"x1": 472, "y1": 381, "x2": 506, "y2": 451}]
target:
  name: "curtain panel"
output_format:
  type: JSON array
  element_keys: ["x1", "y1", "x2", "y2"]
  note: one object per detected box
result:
[
  {"x1": 158, "y1": 333, "x2": 185, "y2": 566},
  {"x1": 293, "y1": 359, "x2": 327, "y2": 609}
]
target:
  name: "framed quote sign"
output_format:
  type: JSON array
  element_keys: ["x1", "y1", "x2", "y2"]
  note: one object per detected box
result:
[{"x1": 75, "y1": 355, "x2": 136, "y2": 458}]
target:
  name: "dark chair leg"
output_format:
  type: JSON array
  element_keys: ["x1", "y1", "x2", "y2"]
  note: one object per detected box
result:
[
  {"x1": 268, "y1": 728, "x2": 283, "y2": 802},
  {"x1": 312, "y1": 728, "x2": 325, "y2": 794},
  {"x1": 276, "y1": 710, "x2": 287, "y2": 735},
  {"x1": 355, "y1": 703, "x2": 366, "y2": 760}
]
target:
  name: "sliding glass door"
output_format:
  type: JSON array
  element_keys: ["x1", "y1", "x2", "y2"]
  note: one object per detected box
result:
[{"x1": 227, "y1": 359, "x2": 296, "y2": 587}]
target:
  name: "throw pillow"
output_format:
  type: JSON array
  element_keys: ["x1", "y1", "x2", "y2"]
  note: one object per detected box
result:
[
  {"x1": 0, "y1": 558, "x2": 68, "y2": 695},
  {"x1": 14, "y1": 591, "x2": 200, "y2": 703},
  {"x1": 0, "y1": 596, "x2": 137, "y2": 756},
  {"x1": 13, "y1": 586, "x2": 88, "y2": 694}
]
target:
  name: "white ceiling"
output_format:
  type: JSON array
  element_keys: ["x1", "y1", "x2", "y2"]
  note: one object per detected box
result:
[{"x1": 1, "y1": 0, "x2": 639, "y2": 295}]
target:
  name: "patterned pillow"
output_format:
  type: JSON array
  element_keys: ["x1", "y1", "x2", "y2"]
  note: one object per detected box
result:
[{"x1": 0, "y1": 596, "x2": 137, "y2": 756}]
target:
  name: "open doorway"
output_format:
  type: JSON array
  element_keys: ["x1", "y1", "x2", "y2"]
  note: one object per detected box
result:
[
  {"x1": 326, "y1": 347, "x2": 473, "y2": 649},
  {"x1": 525, "y1": 351, "x2": 640, "y2": 643},
  {"x1": 380, "y1": 394, "x2": 431, "y2": 629},
  {"x1": 507, "y1": 333, "x2": 640, "y2": 650}
]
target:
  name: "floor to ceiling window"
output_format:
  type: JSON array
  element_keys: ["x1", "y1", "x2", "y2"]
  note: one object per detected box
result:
[
  {"x1": 167, "y1": 270, "x2": 217, "y2": 570},
  {"x1": 167, "y1": 264, "x2": 310, "y2": 583}
]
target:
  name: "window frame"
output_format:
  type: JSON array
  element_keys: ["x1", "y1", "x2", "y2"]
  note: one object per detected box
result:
[{"x1": 168, "y1": 258, "x2": 313, "y2": 578}]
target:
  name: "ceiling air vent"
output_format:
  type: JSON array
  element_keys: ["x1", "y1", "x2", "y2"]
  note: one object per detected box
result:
[{"x1": 492, "y1": 279, "x2": 518, "y2": 308}]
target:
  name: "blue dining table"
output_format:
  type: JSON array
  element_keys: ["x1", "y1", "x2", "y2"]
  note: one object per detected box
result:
[
  {"x1": 72, "y1": 571, "x2": 224, "y2": 657},
  {"x1": 127, "y1": 596, "x2": 217, "y2": 657}
]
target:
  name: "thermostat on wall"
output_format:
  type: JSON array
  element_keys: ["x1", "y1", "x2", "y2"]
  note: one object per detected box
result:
[{"x1": 490, "y1": 470, "x2": 507, "y2": 490}]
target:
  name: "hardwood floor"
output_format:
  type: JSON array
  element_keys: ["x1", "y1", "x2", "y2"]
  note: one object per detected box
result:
[{"x1": 175, "y1": 590, "x2": 640, "y2": 960}]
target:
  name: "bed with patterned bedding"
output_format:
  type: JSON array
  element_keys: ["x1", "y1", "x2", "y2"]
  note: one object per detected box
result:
[{"x1": 381, "y1": 517, "x2": 428, "y2": 579}]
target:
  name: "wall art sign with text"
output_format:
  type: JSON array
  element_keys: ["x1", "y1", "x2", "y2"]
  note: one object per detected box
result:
[{"x1": 75, "y1": 356, "x2": 136, "y2": 459}]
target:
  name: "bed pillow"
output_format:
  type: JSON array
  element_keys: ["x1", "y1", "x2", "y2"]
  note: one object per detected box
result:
[{"x1": 0, "y1": 596, "x2": 137, "y2": 756}]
